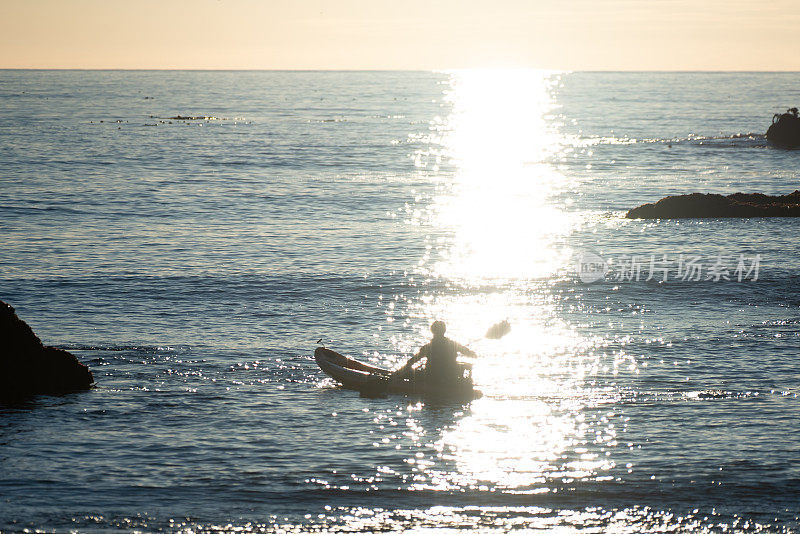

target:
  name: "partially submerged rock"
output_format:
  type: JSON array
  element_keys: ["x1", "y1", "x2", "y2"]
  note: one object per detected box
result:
[
  {"x1": 626, "y1": 191, "x2": 800, "y2": 219},
  {"x1": 0, "y1": 300, "x2": 93, "y2": 402},
  {"x1": 767, "y1": 108, "x2": 800, "y2": 148}
]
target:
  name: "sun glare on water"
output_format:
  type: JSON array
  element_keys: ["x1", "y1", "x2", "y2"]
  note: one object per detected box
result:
[
  {"x1": 397, "y1": 70, "x2": 615, "y2": 493},
  {"x1": 429, "y1": 68, "x2": 575, "y2": 282}
]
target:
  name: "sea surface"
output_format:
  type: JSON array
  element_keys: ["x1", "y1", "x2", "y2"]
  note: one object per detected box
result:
[{"x1": 1, "y1": 70, "x2": 800, "y2": 532}]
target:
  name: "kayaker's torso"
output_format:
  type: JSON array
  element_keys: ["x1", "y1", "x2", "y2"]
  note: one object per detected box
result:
[{"x1": 419, "y1": 337, "x2": 460, "y2": 382}]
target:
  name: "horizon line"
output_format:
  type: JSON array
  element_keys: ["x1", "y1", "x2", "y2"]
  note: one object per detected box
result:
[{"x1": 3, "y1": 68, "x2": 800, "y2": 73}]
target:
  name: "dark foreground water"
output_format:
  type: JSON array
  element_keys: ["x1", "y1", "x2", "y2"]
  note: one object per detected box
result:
[{"x1": 1, "y1": 70, "x2": 799, "y2": 532}]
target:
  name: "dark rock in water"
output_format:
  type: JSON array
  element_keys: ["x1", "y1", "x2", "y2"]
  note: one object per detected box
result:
[
  {"x1": 766, "y1": 108, "x2": 800, "y2": 148},
  {"x1": 0, "y1": 300, "x2": 93, "y2": 402},
  {"x1": 626, "y1": 191, "x2": 800, "y2": 219}
]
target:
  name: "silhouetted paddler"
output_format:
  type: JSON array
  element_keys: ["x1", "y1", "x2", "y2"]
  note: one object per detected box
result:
[{"x1": 390, "y1": 321, "x2": 476, "y2": 385}]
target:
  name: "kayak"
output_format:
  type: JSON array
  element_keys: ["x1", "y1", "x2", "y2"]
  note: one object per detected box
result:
[{"x1": 314, "y1": 347, "x2": 481, "y2": 400}]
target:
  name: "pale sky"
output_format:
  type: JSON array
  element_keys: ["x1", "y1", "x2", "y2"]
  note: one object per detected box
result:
[{"x1": 2, "y1": 0, "x2": 799, "y2": 70}]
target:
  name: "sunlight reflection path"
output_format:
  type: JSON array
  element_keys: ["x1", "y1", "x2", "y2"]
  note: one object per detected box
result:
[
  {"x1": 402, "y1": 69, "x2": 620, "y2": 493},
  {"x1": 426, "y1": 69, "x2": 575, "y2": 282}
]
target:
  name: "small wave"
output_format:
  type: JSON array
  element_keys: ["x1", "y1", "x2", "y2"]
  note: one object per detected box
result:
[
  {"x1": 686, "y1": 389, "x2": 753, "y2": 400},
  {"x1": 756, "y1": 317, "x2": 800, "y2": 327},
  {"x1": 3, "y1": 205, "x2": 91, "y2": 215},
  {"x1": 154, "y1": 115, "x2": 248, "y2": 121},
  {"x1": 585, "y1": 132, "x2": 767, "y2": 147},
  {"x1": 684, "y1": 132, "x2": 766, "y2": 141},
  {"x1": 60, "y1": 344, "x2": 186, "y2": 353}
]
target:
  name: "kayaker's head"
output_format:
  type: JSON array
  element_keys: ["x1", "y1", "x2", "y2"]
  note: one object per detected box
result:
[{"x1": 430, "y1": 320, "x2": 446, "y2": 338}]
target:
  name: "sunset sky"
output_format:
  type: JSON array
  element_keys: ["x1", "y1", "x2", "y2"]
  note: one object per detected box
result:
[{"x1": 2, "y1": 0, "x2": 799, "y2": 70}]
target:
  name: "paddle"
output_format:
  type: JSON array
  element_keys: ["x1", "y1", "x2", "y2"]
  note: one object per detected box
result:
[{"x1": 475, "y1": 319, "x2": 512, "y2": 343}]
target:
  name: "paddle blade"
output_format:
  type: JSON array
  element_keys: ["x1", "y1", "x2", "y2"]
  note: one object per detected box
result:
[{"x1": 485, "y1": 320, "x2": 511, "y2": 339}]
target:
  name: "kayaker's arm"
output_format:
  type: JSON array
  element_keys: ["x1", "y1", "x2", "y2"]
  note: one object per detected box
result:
[
  {"x1": 403, "y1": 347, "x2": 427, "y2": 370},
  {"x1": 391, "y1": 345, "x2": 429, "y2": 377},
  {"x1": 455, "y1": 342, "x2": 477, "y2": 358}
]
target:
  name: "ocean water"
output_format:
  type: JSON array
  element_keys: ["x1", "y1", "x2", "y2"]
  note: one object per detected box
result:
[{"x1": 1, "y1": 70, "x2": 799, "y2": 532}]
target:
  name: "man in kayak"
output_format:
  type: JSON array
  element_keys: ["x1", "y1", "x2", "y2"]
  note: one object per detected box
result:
[{"x1": 390, "y1": 321, "x2": 476, "y2": 385}]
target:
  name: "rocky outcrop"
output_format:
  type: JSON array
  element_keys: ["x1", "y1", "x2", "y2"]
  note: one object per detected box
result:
[
  {"x1": 0, "y1": 300, "x2": 93, "y2": 402},
  {"x1": 626, "y1": 191, "x2": 800, "y2": 219},
  {"x1": 767, "y1": 108, "x2": 800, "y2": 148}
]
